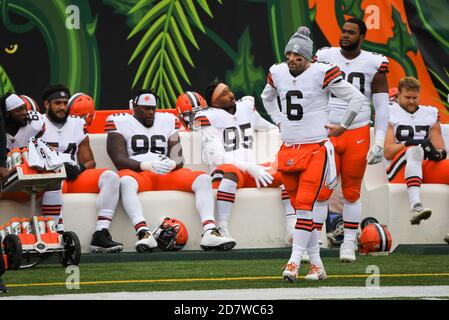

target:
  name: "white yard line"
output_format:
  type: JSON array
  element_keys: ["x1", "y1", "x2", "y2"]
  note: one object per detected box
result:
[{"x1": 2, "y1": 286, "x2": 449, "y2": 300}]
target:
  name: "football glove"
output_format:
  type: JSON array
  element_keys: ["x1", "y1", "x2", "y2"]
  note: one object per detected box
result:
[
  {"x1": 366, "y1": 140, "x2": 384, "y2": 165},
  {"x1": 246, "y1": 164, "x2": 274, "y2": 188},
  {"x1": 64, "y1": 162, "x2": 86, "y2": 181},
  {"x1": 140, "y1": 155, "x2": 176, "y2": 175}
]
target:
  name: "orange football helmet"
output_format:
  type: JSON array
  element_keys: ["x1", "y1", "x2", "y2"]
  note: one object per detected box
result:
[
  {"x1": 20, "y1": 95, "x2": 40, "y2": 112},
  {"x1": 358, "y1": 223, "x2": 392, "y2": 254},
  {"x1": 68, "y1": 92, "x2": 96, "y2": 126},
  {"x1": 176, "y1": 91, "x2": 207, "y2": 130},
  {"x1": 389, "y1": 87, "x2": 399, "y2": 103},
  {"x1": 153, "y1": 216, "x2": 188, "y2": 251}
]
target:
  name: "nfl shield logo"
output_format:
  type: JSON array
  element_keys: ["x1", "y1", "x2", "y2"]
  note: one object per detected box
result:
[{"x1": 287, "y1": 159, "x2": 294, "y2": 166}]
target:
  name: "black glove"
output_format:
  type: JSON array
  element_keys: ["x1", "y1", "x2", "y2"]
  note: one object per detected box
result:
[
  {"x1": 64, "y1": 162, "x2": 86, "y2": 181},
  {"x1": 427, "y1": 148, "x2": 447, "y2": 161},
  {"x1": 405, "y1": 139, "x2": 445, "y2": 161}
]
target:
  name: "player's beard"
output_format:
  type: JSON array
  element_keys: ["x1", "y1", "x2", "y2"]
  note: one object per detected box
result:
[
  {"x1": 11, "y1": 115, "x2": 28, "y2": 128},
  {"x1": 48, "y1": 107, "x2": 69, "y2": 124},
  {"x1": 223, "y1": 103, "x2": 237, "y2": 115},
  {"x1": 340, "y1": 38, "x2": 360, "y2": 51}
]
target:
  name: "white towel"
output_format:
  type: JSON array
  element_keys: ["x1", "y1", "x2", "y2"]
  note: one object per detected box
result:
[
  {"x1": 36, "y1": 139, "x2": 63, "y2": 171},
  {"x1": 27, "y1": 137, "x2": 45, "y2": 170},
  {"x1": 323, "y1": 140, "x2": 337, "y2": 190}
]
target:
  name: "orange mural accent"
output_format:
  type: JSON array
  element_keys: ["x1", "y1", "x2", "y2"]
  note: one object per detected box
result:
[
  {"x1": 362, "y1": 0, "x2": 394, "y2": 44},
  {"x1": 311, "y1": 0, "x2": 340, "y2": 46}
]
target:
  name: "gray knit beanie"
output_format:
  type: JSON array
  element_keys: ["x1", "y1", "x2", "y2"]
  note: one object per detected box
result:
[{"x1": 284, "y1": 26, "x2": 314, "y2": 61}]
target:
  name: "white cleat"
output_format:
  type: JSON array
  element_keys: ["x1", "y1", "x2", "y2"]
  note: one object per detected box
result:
[
  {"x1": 282, "y1": 262, "x2": 299, "y2": 283},
  {"x1": 217, "y1": 226, "x2": 233, "y2": 239},
  {"x1": 201, "y1": 228, "x2": 236, "y2": 251},
  {"x1": 340, "y1": 241, "x2": 357, "y2": 262},
  {"x1": 301, "y1": 252, "x2": 310, "y2": 264},
  {"x1": 135, "y1": 230, "x2": 158, "y2": 253},
  {"x1": 304, "y1": 264, "x2": 327, "y2": 281},
  {"x1": 410, "y1": 203, "x2": 432, "y2": 225}
]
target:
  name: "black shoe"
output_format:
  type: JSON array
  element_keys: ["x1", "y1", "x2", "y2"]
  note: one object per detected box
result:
[{"x1": 90, "y1": 229, "x2": 124, "y2": 253}]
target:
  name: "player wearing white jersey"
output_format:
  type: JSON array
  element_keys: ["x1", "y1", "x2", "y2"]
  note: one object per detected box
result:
[
  {"x1": 384, "y1": 77, "x2": 449, "y2": 239},
  {"x1": 106, "y1": 90, "x2": 236, "y2": 252},
  {"x1": 311, "y1": 18, "x2": 390, "y2": 263},
  {"x1": 1, "y1": 93, "x2": 46, "y2": 202},
  {"x1": 4, "y1": 100, "x2": 45, "y2": 151},
  {"x1": 194, "y1": 82, "x2": 294, "y2": 243},
  {"x1": 40, "y1": 85, "x2": 123, "y2": 253},
  {"x1": 262, "y1": 26, "x2": 364, "y2": 282}
]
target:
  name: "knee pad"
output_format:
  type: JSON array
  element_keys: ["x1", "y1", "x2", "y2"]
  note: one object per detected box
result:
[
  {"x1": 120, "y1": 175, "x2": 138, "y2": 192},
  {"x1": 192, "y1": 174, "x2": 212, "y2": 192},
  {"x1": 406, "y1": 146, "x2": 424, "y2": 162},
  {"x1": 98, "y1": 170, "x2": 120, "y2": 189},
  {"x1": 342, "y1": 188, "x2": 360, "y2": 203}
]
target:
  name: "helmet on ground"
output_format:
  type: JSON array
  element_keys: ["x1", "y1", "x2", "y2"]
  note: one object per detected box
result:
[
  {"x1": 68, "y1": 92, "x2": 95, "y2": 126},
  {"x1": 176, "y1": 91, "x2": 207, "y2": 130},
  {"x1": 153, "y1": 216, "x2": 188, "y2": 251},
  {"x1": 358, "y1": 223, "x2": 392, "y2": 254}
]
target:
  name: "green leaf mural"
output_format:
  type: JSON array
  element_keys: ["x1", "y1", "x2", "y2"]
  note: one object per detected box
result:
[
  {"x1": 0, "y1": 64, "x2": 14, "y2": 97},
  {"x1": 262, "y1": 0, "x2": 311, "y2": 63},
  {"x1": 127, "y1": 0, "x2": 221, "y2": 109},
  {"x1": 225, "y1": 28, "x2": 265, "y2": 99},
  {"x1": 103, "y1": 0, "x2": 146, "y2": 27},
  {"x1": 428, "y1": 67, "x2": 449, "y2": 110},
  {"x1": 413, "y1": 0, "x2": 449, "y2": 111}
]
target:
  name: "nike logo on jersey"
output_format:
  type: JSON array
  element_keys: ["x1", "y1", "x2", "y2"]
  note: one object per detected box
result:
[{"x1": 357, "y1": 139, "x2": 365, "y2": 144}]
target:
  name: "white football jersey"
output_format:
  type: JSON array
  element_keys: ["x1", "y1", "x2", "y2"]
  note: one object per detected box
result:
[
  {"x1": 41, "y1": 115, "x2": 87, "y2": 165},
  {"x1": 315, "y1": 47, "x2": 389, "y2": 128},
  {"x1": 267, "y1": 61, "x2": 343, "y2": 144},
  {"x1": 105, "y1": 112, "x2": 177, "y2": 162},
  {"x1": 6, "y1": 110, "x2": 45, "y2": 151},
  {"x1": 389, "y1": 102, "x2": 438, "y2": 143},
  {"x1": 195, "y1": 99, "x2": 256, "y2": 166}
]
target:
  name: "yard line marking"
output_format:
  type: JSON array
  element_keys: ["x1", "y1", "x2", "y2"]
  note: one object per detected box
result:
[{"x1": 6, "y1": 273, "x2": 449, "y2": 288}]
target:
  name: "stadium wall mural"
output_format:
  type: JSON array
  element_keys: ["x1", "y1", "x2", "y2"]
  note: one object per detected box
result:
[{"x1": 0, "y1": 0, "x2": 448, "y2": 121}]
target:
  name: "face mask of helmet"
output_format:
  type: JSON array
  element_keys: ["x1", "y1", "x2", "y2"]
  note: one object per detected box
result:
[{"x1": 153, "y1": 217, "x2": 188, "y2": 251}]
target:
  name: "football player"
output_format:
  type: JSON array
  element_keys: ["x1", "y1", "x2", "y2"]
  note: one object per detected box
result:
[
  {"x1": 193, "y1": 83, "x2": 296, "y2": 245},
  {"x1": 3, "y1": 93, "x2": 46, "y2": 150},
  {"x1": 40, "y1": 85, "x2": 124, "y2": 253},
  {"x1": 385, "y1": 77, "x2": 449, "y2": 239},
  {"x1": 106, "y1": 90, "x2": 236, "y2": 252},
  {"x1": 261, "y1": 26, "x2": 364, "y2": 282},
  {"x1": 1, "y1": 93, "x2": 46, "y2": 203},
  {"x1": 312, "y1": 18, "x2": 390, "y2": 263}
]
